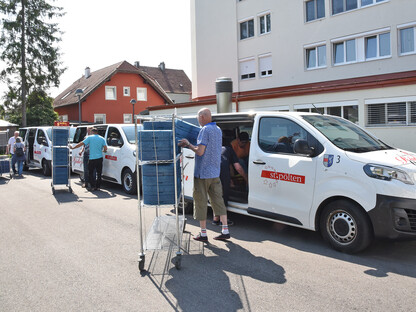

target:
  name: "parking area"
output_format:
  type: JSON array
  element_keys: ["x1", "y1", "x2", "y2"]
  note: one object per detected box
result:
[{"x1": 1, "y1": 169, "x2": 416, "y2": 311}]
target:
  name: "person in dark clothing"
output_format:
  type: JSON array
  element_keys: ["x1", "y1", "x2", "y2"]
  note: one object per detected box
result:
[{"x1": 212, "y1": 146, "x2": 248, "y2": 226}]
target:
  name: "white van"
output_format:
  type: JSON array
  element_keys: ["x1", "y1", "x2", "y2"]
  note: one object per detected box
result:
[
  {"x1": 19, "y1": 126, "x2": 53, "y2": 176},
  {"x1": 182, "y1": 112, "x2": 416, "y2": 253},
  {"x1": 71, "y1": 124, "x2": 140, "y2": 194}
]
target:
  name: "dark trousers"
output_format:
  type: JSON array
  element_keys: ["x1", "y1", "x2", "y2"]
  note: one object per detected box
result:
[{"x1": 88, "y1": 157, "x2": 103, "y2": 188}]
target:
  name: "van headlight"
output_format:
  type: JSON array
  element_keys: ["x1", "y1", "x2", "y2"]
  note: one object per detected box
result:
[{"x1": 363, "y1": 164, "x2": 414, "y2": 185}]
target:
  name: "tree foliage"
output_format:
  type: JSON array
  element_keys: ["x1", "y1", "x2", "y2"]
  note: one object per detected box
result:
[
  {"x1": 0, "y1": 0, "x2": 65, "y2": 126},
  {"x1": 4, "y1": 89, "x2": 58, "y2": 126}
]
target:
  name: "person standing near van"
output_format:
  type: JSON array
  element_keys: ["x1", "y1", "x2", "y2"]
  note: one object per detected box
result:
[
  {"x1": 13, "y1": 137, "x2": 26, "y2": 177},
  {"x1": 179, "y1": 108, "x2": 230, "y2": 242},
  {"x1": 6, "y1": 131, "x2": 19, "y2": 175},
  {"x1": 70, "y1": 128, "x2": 107, "y2": 191},
  {"x1": 79, "y1": 127, "x2": 92, "y2": 188}
]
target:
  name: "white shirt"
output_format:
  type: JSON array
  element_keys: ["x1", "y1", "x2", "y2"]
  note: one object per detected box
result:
[{"x1": 8, "y1": 136, "x2": 17, "y2": 154}]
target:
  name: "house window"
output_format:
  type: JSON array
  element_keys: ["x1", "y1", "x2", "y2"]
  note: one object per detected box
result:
[
  {"x1": 259, "y1": 13, "x2": 271, "y2": 35},
  {"x1": 365, "y1": 32, "x2": 390, "y2": 59},
  {"x1": 366, "y1": 101, "x2": 416, "y2": 126},
  {"x1": 60, "y1": 115, "x2": 68, "y2": 122},
  {"x1": 240, "y1": 19, "x2": 254, "y2": 40},
  {"x1": 306, "y1": 0, "x2": 325, "y2": 22},
  {"x1": 239, "y1": 58, "x2": 256, "y2": 80},
  {"x1": 306, "y1": 44, "x2": 326, "y2": 69},
  {"x1": 124, "y1": 114, "x2": 132, "y2": 124},
  {"x1": 94, "y1": 114, "x2": 106, "y2": 124},
  {"x1": 295, "y1": 103, "x2": 358, "y2": 123},
  {"x1": 105, "y1": 86, "x2": 116, "y2": 100},
  {"x1": 332, "y1": 0, "x2": 387, "y2": 15},
  {"x1": 137, "y1": 87, "x2": 147, "y2": 101},
  {"x1": 399, "y1": 26, "x2": 416, "y2": 55},
  {"x1": 123, "y1": 87, "x2": 130, "y2": 97},
  {"x1": 259, "y1": 54, "x2": 272, "y2": 77},
  {"x1": 334, "y1": 39, "x2": 356, "y2": 64}
]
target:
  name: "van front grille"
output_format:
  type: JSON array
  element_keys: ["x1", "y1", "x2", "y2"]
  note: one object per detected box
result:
[{"x1": 405, "y1": 209, "x2": 416, "y2": 231}]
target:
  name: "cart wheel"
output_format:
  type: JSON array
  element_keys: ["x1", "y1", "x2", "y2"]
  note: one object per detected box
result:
[
  {"x1": 68, "y1": 187, "x2": 73, "y2": 193},
  {"x1": 174, "y1": 255, "x2": 182, "y2": 270},
  {"x1": 138, "y1": 254, "x2": 146, "y2": 272},
  {"x1": 52, "y1": 188, "x2": 55, "y2": 195}
]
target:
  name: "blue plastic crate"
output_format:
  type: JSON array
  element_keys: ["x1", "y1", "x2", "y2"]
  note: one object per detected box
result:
[
  {"x1": 53, "y1": 166, "x2": 69, "y2": 185},
  {"x1": 142, "y1": 161, "x2": 181, "y2": 205},
  {"x1": 0, "y1": 159, "x2": 10, "y2": 174},
  {"x1": 142, "y1": 119, "x2": 200, "y2": 146},
  {"x1": 53, "y1": 147, "x2": 69, "y2": 166},
  {"x1": 53, "y1": 128, "x2": 69, "y2": 146},
  {"x1": 138, "y1": 130, "x2": 180, "y2": 161}
]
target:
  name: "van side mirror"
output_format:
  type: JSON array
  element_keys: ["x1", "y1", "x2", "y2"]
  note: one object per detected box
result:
[{"x1": 294, "y1": 139, "x2": 314, "y2": 156}]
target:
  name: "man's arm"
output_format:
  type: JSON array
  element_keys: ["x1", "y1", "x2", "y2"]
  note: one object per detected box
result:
[
  {"x1": 179, "y1": 139, "x2": 206, "y2": 156},
  {"x1": 70, "y1": 142, "x2": 84, "y2": 149},
  {"x1": 233, "y1": 162, "x2": 248, "y2": 183}
]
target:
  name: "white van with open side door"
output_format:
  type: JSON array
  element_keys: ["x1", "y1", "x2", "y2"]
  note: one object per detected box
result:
[
  {"x1": 182, "y1": 112, "x2": 416, "y2": 253},
  {"x1": 71, "y1": 124, "x2": 140, "y2": 194}
]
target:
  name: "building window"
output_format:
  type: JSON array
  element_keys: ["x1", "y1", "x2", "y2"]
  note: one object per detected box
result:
[
  {"x1": 240, "y1": 19, "x2": 254, "y2": 40},
  {"x1": 60, "y1": 115, "x2": 68, "y2": 122},
  {"x1": 365, "y1": 32, "x2": 390, "y2": 59},
  {"x1": 123, "y1": 114, "x2": 132, "y2": 124},
  {"x1": 94, "y1": 114, "x2": 106, "y2": 124},
  {"x1": 399, "y1": 26, "x2": 416, "y2": 55},
  {"x1": 259, "y1": 54, "x2": 272, "y2": 77},
  {"x1": 259, "y1": 13, "x2": 271, "y2": 35},
  {"x1": 296, "y1": 104, "x2": 358, "y2": 123},
  {"x1": 123, "y1": 87, "x2": 130, "y2": 97},
  {"x1": 332, "y1": 0, "x2": 387, "y2": 15},
  {"x1": 137, "y1": 87, "x2": 147, "y2": 101},
  {"x1": 334, "y1": 39, "x2": 356, "y2": 64},
  {"x1": 239, "y1": 58, "x2": 256, "y2": 80},
  {"x1": 306, "y1": 0, "x2": 325, "y2": 22},
  {"x1": 306, "y1": 44, "x2": 326, "y2": 69},
  {"x1": 366, "y1": 102, "x2": 416, "y2": 126},
  {"x1": 105, "y1": 86, "x2": 116, "y2": 100}
]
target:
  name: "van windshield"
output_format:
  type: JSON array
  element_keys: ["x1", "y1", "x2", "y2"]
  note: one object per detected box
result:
[
  {"x1": 302, "y1": 115, "x2": 391, "y2": 153},
  {"x1": 122, "y1": 125, "x2": 142, "y2": 144}
]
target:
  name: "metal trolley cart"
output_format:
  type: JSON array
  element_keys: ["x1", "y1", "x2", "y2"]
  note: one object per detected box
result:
[
  {"x1": 0, "y1": 155, "x2": 12, "y2": 179},
  {"x1": 51, "y1": 126, "x2": 72, "y2": 194},
  {"x1": 135, "y1": 112, "x2": 199, "y2": 271}
]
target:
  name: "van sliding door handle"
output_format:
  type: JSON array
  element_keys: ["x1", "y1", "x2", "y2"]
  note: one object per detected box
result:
[
  {"x1": 253, "y1": 160, "x2": 266, "y2": 165},
  {"x1": 185, "y1": 155, "x2": 194, "y2": 159}
]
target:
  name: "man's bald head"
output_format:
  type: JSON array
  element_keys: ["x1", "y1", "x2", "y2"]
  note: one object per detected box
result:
[{"x1": 197, "y1": 108, "x2": 212, "y2": 126}]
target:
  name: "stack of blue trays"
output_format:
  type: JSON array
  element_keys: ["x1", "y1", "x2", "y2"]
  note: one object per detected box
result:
[
  {"x1": 143, "y1": 119, "x2": 200, "y2": 146},
  {"x1": 0, "y1": 159, "x2": 10, "y2": 174},
  {"x1": 53, "y1": 166, "x2": 68, "y2": 185},
  {"x1": 137, "y1": 130, "x2": 180, "y2": 161},
  {"x1": 53, "y1": 128, "x2": 69, "y2": 145},
  {"x1": 142, "y1": 160, "x2": 181, "y2": 205},
  {"x1": 53, "y1": 147, "x2": 68, "y2": 166}
]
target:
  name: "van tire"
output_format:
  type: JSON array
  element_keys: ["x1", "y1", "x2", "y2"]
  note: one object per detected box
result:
[
  {"x1": 122, "y1": 168, "x2": 137, "y2": 195},
  {"x1": 320, "y1": 199, "x2": 373, "y2": 253},
  {"x1": 42, "y1": 160, "x2": 51, "y2": 176}
]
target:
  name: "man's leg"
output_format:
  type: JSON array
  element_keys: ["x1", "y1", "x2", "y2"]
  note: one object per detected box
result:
[
  {"x1": 95, "y1": 158, "x2": 103, "y2": 189},
  {"x1": 83, "y1": 153, "x2": 89, "y2": 187},
  {"x1": 88, "y1": 159, "x2": 96, "y2": 189},
  {"x1": 208, "y1": 178, "x2": 230, "y2": 240},
  {"x1": 11, "y1": 154, "x2": 17, "y2": 174},
  {"x1": 193, "y1": 178, "x2": 209, "y2": 242}
]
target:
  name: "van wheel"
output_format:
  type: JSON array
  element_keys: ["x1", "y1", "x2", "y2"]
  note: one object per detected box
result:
[
  {"x1": 42, "y1": 160, "x2": 51, "y2": 176},
  {"x1": 320, "y1": 199, "x2": 373, "y2": 253},
  {"x1": 122, "y1": 168, "x2": 137, "y2": 195}
]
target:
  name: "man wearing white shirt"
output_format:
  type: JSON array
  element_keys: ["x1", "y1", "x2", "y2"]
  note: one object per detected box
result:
[{"x1": 6, "y1": 131, "x2": 19, "y2": 175}]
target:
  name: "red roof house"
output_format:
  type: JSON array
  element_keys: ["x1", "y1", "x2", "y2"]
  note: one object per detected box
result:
[{"x1": 53, "y1": 61, "x2": 173, "y2": 124}]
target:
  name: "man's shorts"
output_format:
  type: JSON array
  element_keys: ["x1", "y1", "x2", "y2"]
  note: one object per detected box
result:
[{"x1": 193, "y1": 177, "x2": 227, "y2": 221}]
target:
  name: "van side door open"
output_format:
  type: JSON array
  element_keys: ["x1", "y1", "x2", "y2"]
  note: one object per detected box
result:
[{"x1": 249, "y1": 115, "x2": 322, "y2": 228}]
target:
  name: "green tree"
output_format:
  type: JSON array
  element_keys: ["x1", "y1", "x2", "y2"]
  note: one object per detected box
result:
[{"x1": 0, "y1": 0, "x2": 65, "y2": 126}]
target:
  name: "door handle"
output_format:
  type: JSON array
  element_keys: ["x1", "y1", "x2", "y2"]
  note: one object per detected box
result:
[
  {"x1": 253, "y1": 160, "x2": 266, "y2": 165},
  {"x1": 185, "y1": 155, "x2": 194, "y2": 159}
]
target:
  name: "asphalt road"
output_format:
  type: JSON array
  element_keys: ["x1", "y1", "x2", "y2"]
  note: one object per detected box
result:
[{"x1": 1, "y1": 169, "x2": 416, "y2": 312}]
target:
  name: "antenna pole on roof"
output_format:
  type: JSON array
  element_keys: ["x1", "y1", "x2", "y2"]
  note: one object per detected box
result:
[{"x1": 311, "y1": 103, "x2": 322, "y2": 114}]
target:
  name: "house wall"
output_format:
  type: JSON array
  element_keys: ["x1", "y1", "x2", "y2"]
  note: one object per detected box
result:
[{"x1": 55, "y1": 73, "x2": 167, "y2": 124}]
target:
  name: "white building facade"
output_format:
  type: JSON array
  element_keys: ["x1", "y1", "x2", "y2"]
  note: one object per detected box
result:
[{"x1": 150, "y1": 0, "x2": 416, "y2": 152}]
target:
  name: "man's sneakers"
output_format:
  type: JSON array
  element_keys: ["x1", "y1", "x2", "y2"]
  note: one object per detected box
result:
[
  {"x1": 212, "y1": 219, "x2": 234, "y2": 226},
  {"x1": 214, "y1": 233, "x2": 231, "y2": 240},
  {"x1": 193, "y1": 233, "x2": 208, "y2": 242}
]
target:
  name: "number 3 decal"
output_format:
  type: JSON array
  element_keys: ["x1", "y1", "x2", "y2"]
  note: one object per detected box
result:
[{"x1": 336, "y1": 155, "x2": 341, "y2": 163}]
